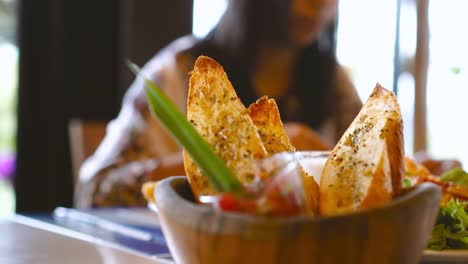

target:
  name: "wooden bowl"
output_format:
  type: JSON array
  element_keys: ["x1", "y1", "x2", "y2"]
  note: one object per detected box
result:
[{"x1": 154, "y1": 176, "x2": 441, "y2": 264}]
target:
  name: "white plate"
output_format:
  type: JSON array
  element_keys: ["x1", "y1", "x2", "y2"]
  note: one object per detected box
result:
[{"x1": 422, "y1": 249, "x2": 468, "y2": 263}]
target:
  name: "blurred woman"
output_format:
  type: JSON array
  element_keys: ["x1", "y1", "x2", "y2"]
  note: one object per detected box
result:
[{"x1": 75, "y1": 0, "x2": 363, "y2": 208}]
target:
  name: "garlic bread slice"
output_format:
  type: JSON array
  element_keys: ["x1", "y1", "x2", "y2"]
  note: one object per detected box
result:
[
  {"x1": 320, "y1": 84, "x2": 404, "y2": 215},
  {"x1": 248, "y1": 96, "x2": 295, "y2": 153},
  {"x1": 184, "y1": 56, "x2": 267, "y2": 199},
  {"x1": 248, "y1": 96, "x2": 319, "y2": 214}
]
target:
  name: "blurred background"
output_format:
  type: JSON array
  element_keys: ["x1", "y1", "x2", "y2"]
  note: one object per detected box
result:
[{"x1": 0, "y1": 0, "x2": 466, "y2": 215}]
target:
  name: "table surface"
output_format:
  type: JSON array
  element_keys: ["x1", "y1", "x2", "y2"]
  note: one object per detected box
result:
[
  {"x1": 0, "y1": 209, "x2": 463, "y2": 264},
  {"x1": 0, "y1": 212, "x2": 172, "y2": 264}
]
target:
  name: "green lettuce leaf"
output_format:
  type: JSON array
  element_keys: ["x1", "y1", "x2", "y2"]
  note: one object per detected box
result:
[
  {"x1": 428, "y1": 199, "x2": 468, "y2": 250},
  {"x1": 402, "y1": 177, "x2": 415, "y2": 188},
  {"x1": 440, "y1": 168, "x2": 468, "y2": 186},
  {"x1": 427, "y1": 224, "x2": 446, "y2": 250}
]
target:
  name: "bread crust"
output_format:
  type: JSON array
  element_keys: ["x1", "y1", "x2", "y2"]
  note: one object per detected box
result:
[
  {"x1": 184, "y1": 56, "x2": 320, "y2": 214},
  {"x1": 248, "y1": 96, "x2": 295, "y2": 153},
  {"x1": 184, "y1": 56, "x2": 267, "y2": 199},
  {"x1": 320, "y1": 84, "x2": 404, "y2": 215},
  {"x1": 368, "y1": 84, "x2": 405, "y2": 196},
  {"x1": 248, "y1": 97, "x2": 319, "y2": 214}
]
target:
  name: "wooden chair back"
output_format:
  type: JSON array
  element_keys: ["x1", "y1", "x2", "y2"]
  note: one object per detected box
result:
[{"x1": 68, "y1": 119, "x2": 107, "y2": 184}]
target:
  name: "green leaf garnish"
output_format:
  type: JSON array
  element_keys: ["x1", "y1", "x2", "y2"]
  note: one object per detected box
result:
[
  {"x1": 428, "y1": 199, "x2": 468, "y2": 250},
  {"x1": 402, "y1": 177, "x2": 414, "y2": 188},
  {"x1": 427, "y1": 224, "x2": 447, "y2": 250},
  {"x1": 127, "y1": 62, "x2": 242, "y2": 193},
  {"x1": 440, "y1": 168, "x2": 468, "y2": 186}
]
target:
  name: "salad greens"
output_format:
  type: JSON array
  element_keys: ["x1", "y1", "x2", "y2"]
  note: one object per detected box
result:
[
  {"x1": 127, "y1": 62, "x2": 243, "y2": 193},
  {"x1": 428, "y1": 168, "x2": 468, "y2": 250},
  {"x1": 440, "y1": 168, "x2": 468, "y2": 186},
  {"x1": 402, "y1": 178, "x2": 415, "y2": 188},
  {"x1": 428, "y1": 199, "x2": 468, "y2": 250}
]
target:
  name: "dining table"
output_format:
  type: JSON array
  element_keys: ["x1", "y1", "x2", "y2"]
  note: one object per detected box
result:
[
  {"x1": 0, "y1": 207, "x2": 173, "y2": 264},
  {"x1": 0, "y1": 206, "x2": 464, "y2": 263}
]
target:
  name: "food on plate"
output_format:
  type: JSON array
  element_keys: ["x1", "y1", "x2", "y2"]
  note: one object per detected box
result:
[
  {"x1": 203, "y1": 151, "x2": 312, "y2": 216},
  {"x1": 135, "y1": 54, "x2": 468, "y2": 258},
  {"x1": 130, "y1": 59, "x2": 243, "y2": 199},
  {"x1": 247, "y1": 96, "x2": 295, "y2": 154},
  {"x1": 405, "y1": 158, "x2": 468, "y2": 250},
  {"x1": 405, "y1": 158, "x2": 468, "y2": 205},
  {"x1": 184, "y1": 56, "x2": 318, "y2": 215},
  {"x1": 139, "y1": 55, "x2": 410, "y2": 218},
  {"x1": 183, "y1": 56, "x2": 267, "y2": 200},
  {"x1": 247, "y1": 96, "x2": 319, "y2": 214},
  {"x1": 320, "y1": 84, "x2": 404, "y2": 216},
  {"x1": 427, "y1": 196, "x2": 468, "y2": 250},
  {"x1": 428, "y1": 167, "x2": 468, "y2": 250}
]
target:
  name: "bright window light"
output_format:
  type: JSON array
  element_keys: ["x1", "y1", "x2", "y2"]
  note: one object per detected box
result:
[
  {"x1": 427, "y1": 0, "x2": 468, "y2": 166},
  {"x1": 192, "y1": 0, "x2": 227, "y2": 38},
  {"x1": 336, "y1": 0, "x2": 397, "y2": 101}
]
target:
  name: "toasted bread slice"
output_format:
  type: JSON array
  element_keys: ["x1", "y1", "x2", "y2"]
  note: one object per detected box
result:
[
  {"x1": 248, "y1": 96, "x2": 296, "y2": 153},
  {"x1": 248, "y1": 96, "x2": 319, "y2": 214},
  {"x1": 320, "y1": 84, "x2": 404, "y2": 216},
  {"x1": 184, "y1": 56, "x2": 267, "y2": 199}
]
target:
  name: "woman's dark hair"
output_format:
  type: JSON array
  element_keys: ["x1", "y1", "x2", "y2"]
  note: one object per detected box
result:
[{"x1": 188, "y1": 0, "x2": 338, "y2": 130}]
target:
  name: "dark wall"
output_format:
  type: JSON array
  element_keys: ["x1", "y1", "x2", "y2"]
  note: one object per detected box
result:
[
  {"x1": 64, "y1": 1, "x2": 122, "y2": 121},
  {"x1": 15, "y1": 0, "x2": 193, "y2": 213},
  {"x1": 121, "y1": 0, "x2": 193, "y2": 96}
]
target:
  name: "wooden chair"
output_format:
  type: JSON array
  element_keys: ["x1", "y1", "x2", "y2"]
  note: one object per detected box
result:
[{"x1": 68, "y1": 119, "x2": 107, "y2": 184}]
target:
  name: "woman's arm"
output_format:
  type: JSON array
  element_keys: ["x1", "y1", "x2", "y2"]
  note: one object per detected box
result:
[
  {"x1": 76, "y1": 150, "x2": 185, "y2": 208},
  {"x1": 75, "y1": 37, "x2": 196, "y2": 208}
]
